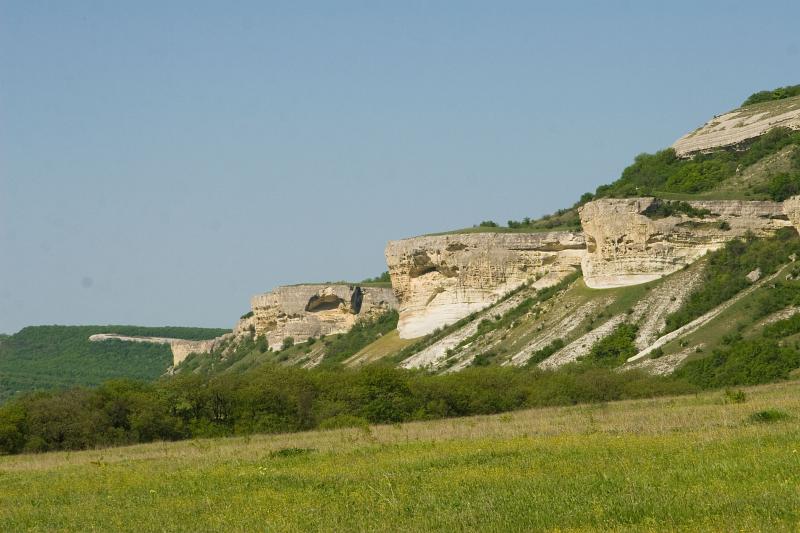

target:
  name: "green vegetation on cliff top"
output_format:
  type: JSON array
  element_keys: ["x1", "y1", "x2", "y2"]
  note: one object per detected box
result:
[
  {"x1": 0, "y1": 325, "x2": 229, "y2": 403},
  {"x1": 595, "y1": 126, "x2": 800, "y2": 200},
  {"x1": 742, "y1": 83, "x2": 800, "y2": 107},
  {"x1": 450, "y1": 87, "x2": 800, "y2": 234},
  {"x1": 286, "y1": 271, "x2": 392, "y2": 288},
  {"x1": 454, "y1": 126, "x2": 798, "y2": 234}
]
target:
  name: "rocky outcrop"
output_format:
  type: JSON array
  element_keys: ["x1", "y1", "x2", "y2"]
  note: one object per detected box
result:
[
  {"x1": 385, "y1": 232, "x2": 585, "y2": 338},
  {"x1": 89, "y1": 333, "x2": 231, "y2": 367},
  {"x1": 251, "y1": 284, "x2": 397, "y2": 349},
  {"x1": 672, "y1": 95, "x2": 800, "y2": 156},
  {"x1": 90, "y1": 285, "x2": 397, "y2": 367},
  {"x1": 783, "y1": 195, "x2": 800, "y2": 229},
  {"x1": 580, "y1": 198, "x2": 790, "y2": 288}
]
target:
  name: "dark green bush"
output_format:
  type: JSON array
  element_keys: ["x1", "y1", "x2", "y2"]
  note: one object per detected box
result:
[
  {"x1": 751, "y1": 281, "x2": 800, "y2": 319},
  {"x1": 747, "y1": 409, "x2": 791, "y2": 423},
  {"x1": 675, "y1": 337, "x2": 800, "y2": 388},
  {"x1": 643, "y1": 200, "x2": 711, "y2": 219},
  {"x1": 471, "y1": 351, "x2": 497, "y2": 367},
  {"x1": 0, "y1": 363, "x2": 697, "y2": 455},
  {"x1": 281, "y1": 337, "x2": 295, "y2": 350},
  {"x1": 755, "y1": 171, "x2": 800, "y2": 201},
  {"x1": 581, "y1": 323, "x2": 638, "y2": 368},
  {"x1": 742, "y1": 84, "x2": 800, "y2": 107},
  {"x1": 526, "y1": 339, "x2": 565, "y2": 366},
  {"x1": 360, "y1": 271, "x2": 391, "y2": 284},
  {"x1": 595, "y1": 128, "x2": 800, "y2": 198},
  {"x1": 723, "y1": 389, "x2": 747, "y2": 404}
]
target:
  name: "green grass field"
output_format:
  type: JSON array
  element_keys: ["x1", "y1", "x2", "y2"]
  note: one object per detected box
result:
[{"x1": 2, "y1": 380, "x2": 799, "y2": 531}]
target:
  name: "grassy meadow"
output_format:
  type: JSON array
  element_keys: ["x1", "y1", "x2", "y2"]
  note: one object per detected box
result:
[{"x1": 1, "y1": 380, "x2": 799, "y2": 531}]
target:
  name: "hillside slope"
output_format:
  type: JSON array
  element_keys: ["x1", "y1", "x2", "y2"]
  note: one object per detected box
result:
[
  {"x1": 15, "y1": 85, "x2": 800, "y2": 408},
  {"x1": 81, "y1": 87, "x2": 800, "y2": 385},
  {"x1": 174, "y1": 225, "x2": 800, "y2": 389},
  {"x1": 0, "y1": 325, "x2": 228, "y2": 402}
]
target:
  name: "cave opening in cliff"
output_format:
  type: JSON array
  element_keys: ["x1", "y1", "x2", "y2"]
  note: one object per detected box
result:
[
  {"x1": 350, "y1": 287, "x2": 363, "y2": 314},
  {"x1": 305, "y1": 295, "x2": 345, "y2": 312}
]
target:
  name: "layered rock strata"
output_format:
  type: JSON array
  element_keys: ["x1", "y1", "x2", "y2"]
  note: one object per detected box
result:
[
  {"x1": 580, "y1": 197, "x2": 790, "y2": 288},
  {"x1": 672, "y1": 95, "x2": 800, "y2": 156},
  {"x1": 385, "y1": 232, "x2": 586, "y2": 338},
  {"x1": 783, "y1": 195, "x2": 800, "y2": 229},
  {"x1": 251, "y1": 284, "x2": 398, "y2": 349}
]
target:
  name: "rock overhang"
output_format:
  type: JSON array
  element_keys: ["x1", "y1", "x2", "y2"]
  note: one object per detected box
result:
[{"x1": 249, "y1": 284, "x2": 398, "y2": 349}]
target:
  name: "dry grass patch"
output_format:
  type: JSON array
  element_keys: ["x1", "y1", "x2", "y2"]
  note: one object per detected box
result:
[{"x1": 1, "y1": 380, "x2": 799, "y2": 531}]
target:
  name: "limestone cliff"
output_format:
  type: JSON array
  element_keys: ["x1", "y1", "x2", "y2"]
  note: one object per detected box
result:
[
  {"x1": 89, "y1": 333, "x2": 231, "y2": 367},
  {"x1": 251, "y1": 284, "x2": 397, "y2": 349},
  {"x1": 385, "y1": 232, "x2": 585, "y2": 338},
  {"x1": 672, "y1": 95, "x2": 800, "y2": 156},
  {"x1": 580, "y1": 197, "x2": 790, "y2": 288},
  {"x1": 783, "y1": 195, "x2": 800, "y2": 229},
  {"x1": 90, "y1": 284, "x2": 396, "y2": 365}
]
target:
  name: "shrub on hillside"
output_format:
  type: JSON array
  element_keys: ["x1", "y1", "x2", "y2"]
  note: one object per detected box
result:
[
  {"x1": 0, "y1": 363, "x2": 697, "y2": 455},
  {"x1": 742, "y1": 84, "x2": 800, "y2": 107},
  {"x1": 581, "y1": 323, "x2": 638, "y2": 368},
  {"x1": 675, "y1": 336, "x2": 800, "y2": 388},
  {"x1": 665, "y1": 228, "x2": 800, "y2": 332},
  {"x1": 594, "y1": 128, "x2": 800, "y2": 198},
  {"x1": 281, "y1": 337, "x2": 295, "y2": 350},
  {"x1": 643, "y1": 200, "x2": 712, "y2": 219}
]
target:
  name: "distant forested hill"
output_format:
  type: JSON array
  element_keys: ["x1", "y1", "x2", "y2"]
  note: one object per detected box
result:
[{"x1": 0, "y1": 325, "x2": 228, "y2": 402}]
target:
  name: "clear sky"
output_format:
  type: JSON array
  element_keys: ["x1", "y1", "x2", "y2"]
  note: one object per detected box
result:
[{"x1": 1, "y1": 1, "x2": 799, "y2": 333}]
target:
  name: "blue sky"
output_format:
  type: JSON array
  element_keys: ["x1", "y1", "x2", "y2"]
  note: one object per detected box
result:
[{"x1": 1, "y1": 1, "x2": 799, "y2": 333}]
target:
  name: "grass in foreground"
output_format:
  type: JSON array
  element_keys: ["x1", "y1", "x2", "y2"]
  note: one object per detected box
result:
[{"x1": 1, "y1": 380, "x2": 799, "y2": 531}]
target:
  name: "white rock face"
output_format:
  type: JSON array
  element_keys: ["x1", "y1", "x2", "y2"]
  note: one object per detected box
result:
[
  {"x1": 672, "y1": 95, "x2": 800, "y2": 156},
  {"x1": 746, "y1": 268, "x2": 762, "y2": 283},
  {"x1": 783, "y1": 195, "x2": 800, "y2": 229},
  {"x1": 88, "y1": 285, "x2": 397, "y2": 366},
  {"x1": 385, "y1": 232, "x2": 586, "y2": 338},
  {"x1": 580, "y1": 198, "x2": 789, "y2": 288},
  {"x1": 251, "y1": 284, "x2": 397, "y2": 349}
]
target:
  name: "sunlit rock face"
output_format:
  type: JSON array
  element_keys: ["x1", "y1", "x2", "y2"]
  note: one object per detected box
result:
[
  {"x1": 783, "y1": 195, "x2": 800, "y2": 231},
  {"x1": 580, "y1": 198, "x2": 790, "y2": 288},
  {"x1": 250, "y1": 285, "x2": 397, "y2": 349},
  {"x1": 385, "y1": 232, "x2": 586, "y2": 339},
  {"x1": 672, "y1": 96, "x2": 800, "y2": 157}
]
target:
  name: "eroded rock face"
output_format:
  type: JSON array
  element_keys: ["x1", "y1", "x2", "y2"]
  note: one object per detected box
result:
[
  {"x1": 672, "y1": 96, "x2": 800, "y2": 156},
  {"x1": 783, "y1": 195, "x2": 800, "y2": 229},
  {"x1": 250, "y1": 285, "x2": 397, "y2": 349},
  {"x1": 580, "y1": 198, "x2": 790, "y2": 288},
  {"x1": 385, "y1": 232, "x2": 586, "y2": 338}
]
